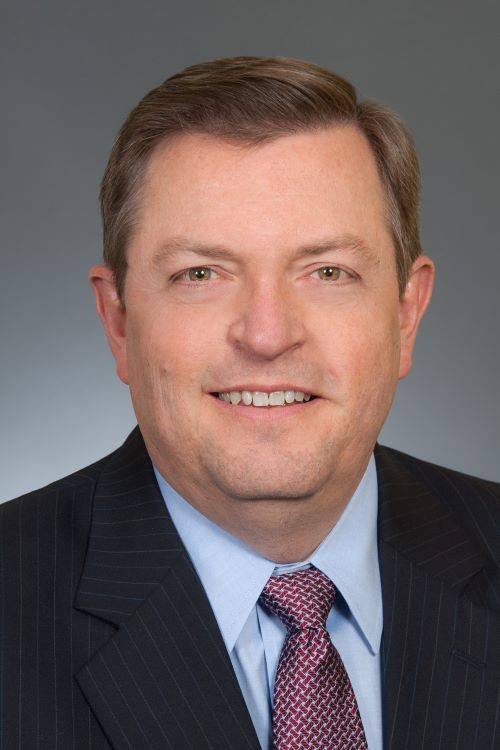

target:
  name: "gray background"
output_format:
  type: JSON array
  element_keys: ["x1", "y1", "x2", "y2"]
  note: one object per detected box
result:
[{"x1": 2, "y1": 0, "x2": 499, "y2": 501}]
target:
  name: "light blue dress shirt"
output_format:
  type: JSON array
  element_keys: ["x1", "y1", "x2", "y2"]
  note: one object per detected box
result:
[{"x1": 152, "y1": 453, "x2": 383, "y2": 750}]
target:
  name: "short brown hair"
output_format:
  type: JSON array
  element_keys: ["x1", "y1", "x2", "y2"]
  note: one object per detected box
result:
[{"x1": 100, "y1": 56, "x2": 422, "y2": 305}]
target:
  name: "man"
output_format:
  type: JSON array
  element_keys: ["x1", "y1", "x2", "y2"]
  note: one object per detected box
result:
[{"x1": 1, "y1": 56, "x2": 498, "y2": 750}]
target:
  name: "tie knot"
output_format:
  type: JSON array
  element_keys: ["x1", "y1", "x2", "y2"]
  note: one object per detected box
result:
[{"x1": 258, "y1": 566, "x2": 336, "y2": 633}]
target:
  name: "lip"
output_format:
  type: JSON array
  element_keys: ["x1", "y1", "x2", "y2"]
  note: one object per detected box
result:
[{"x1": 209, "y1": 392, "x2": 322, "y2": 421}]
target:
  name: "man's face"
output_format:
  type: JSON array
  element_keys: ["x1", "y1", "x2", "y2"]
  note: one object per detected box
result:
[{"x1": 92, "y1": 125, "x2": 433, "y2": 509}]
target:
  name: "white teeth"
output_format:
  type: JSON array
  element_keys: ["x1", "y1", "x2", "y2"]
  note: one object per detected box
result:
[
  {"x1": 252, "y1": 391, "x2": 269, "y2": 407},
  {"x1": 252, "y1": 391, "x2": 269, "y2": 406},
  {"x1": 217, "y1": 389, "x2": 314, "y2": 407},
  {"x1": 269, "y1": 391, "x2": 285, "y2": 406}
]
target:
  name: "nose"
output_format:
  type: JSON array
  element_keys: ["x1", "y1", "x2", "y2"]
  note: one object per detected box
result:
[{"x1": 227, "y1": 278, "x2": 306, "y2": 361}]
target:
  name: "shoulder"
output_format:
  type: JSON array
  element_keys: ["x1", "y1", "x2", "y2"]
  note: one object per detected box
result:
[
  {"x1": 1, "y1": 446, "x2": 119, "y2": 513},
  {"x1": 376, "y1": 442, "x2": 499, "y2": 560},
  {"x1": 0, "y1": 443, "x2": 121, "y2": 563},
  {"x1": 377, "y1": 442, "x2": 499, "y2": 496}
]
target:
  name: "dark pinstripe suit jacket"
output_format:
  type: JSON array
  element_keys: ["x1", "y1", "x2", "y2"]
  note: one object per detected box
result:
[{"x1": 1, "y1": 425, "x2": 498, "y2": 749}]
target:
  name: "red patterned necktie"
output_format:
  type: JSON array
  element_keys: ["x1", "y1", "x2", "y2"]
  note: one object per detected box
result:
[{"x1": 258, "y1": 566, "x2": 368, "y2": 749}]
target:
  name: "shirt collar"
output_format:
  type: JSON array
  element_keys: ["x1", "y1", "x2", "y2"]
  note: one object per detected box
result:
[
  {"x1": 308, "y1": 453, "x2": 382, "y2": 654},
  {"x1": 152, "y1": 452, "x2": 381, "y2": 655}
]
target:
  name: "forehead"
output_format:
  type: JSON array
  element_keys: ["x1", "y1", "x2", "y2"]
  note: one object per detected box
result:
[{"x1": 135, "y1": 124, "x2": 392, "y2": 257}]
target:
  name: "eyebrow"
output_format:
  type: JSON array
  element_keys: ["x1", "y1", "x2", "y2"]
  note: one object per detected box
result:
[{"x1": 151, "y1": 234, "x2": 379, "y2": 269}]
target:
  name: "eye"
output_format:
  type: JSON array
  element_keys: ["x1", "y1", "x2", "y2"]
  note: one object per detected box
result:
[
  {"x1": 174, "y1": 266, "x2": 217, "y2": 284},
  {"x1": 314, "y1": 266, "x2": 352, "y2": 282}
]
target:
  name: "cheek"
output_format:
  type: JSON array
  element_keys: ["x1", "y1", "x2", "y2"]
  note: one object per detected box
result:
[
  {"x1": 321, "y1": 306, "x2": 400, "y2": 402},
  {"x1": 127, "y1": 308, "x2": 213, "y2": 393}
]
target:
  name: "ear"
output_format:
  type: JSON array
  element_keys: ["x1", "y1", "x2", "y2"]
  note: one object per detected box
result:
[
  {"x1": 398, "y1": 254, "x2": 435, "y2": 380},
  {"x1": 88, "y1": 264, "x2": 129, "y2": 384}
]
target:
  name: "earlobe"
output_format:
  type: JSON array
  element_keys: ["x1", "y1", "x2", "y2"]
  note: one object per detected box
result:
[
  {"x1": 398, "y1": 255, "x2": 435, "y2": 380},
  {"x1": 88, "y1": 264, "x2": 129, "y2": 385}
]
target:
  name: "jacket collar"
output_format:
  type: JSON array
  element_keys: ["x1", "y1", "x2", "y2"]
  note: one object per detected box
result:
[{"x1": 74, "y1": 425, "x2": 185, "y2": 627}]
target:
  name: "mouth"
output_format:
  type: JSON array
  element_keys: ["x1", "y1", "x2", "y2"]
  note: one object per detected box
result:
[
  {"x1": 210, "y1": 391, "x2": 318, "y2": 409},
  {"x1": 210, "y1": 389, "x2": 318, "y2": 407}
]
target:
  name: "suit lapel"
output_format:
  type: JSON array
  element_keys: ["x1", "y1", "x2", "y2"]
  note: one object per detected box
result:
[
  {"x1": 374, "y1": 444, "x2": 497, "y2": 749},
  {"x1": 74, "y1": 426, "x2": 260, "y2": 750}
]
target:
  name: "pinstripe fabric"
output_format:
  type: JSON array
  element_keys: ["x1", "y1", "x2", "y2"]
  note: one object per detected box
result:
[
  {"x1": 375, "y1": 445, "x2": 499, "y2": 750},
  {"x1": 1, "y1": 425, "x2": 498, "y2": 749},
  {"x1": 0, "y1": 451, "x2": 118, "y2": 747}
]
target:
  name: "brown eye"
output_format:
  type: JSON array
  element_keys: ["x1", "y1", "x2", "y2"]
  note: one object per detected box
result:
[
  {"x1": 187, "y1": 267, "x2": 212, "y2": 281},
  {"x1": 317, "y1": 266, "x2": 342, "y2": 281}
]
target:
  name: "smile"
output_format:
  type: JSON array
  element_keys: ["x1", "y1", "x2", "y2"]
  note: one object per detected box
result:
[{"x1": 215, "y1": 389, "x2": 316, "y2": 407}]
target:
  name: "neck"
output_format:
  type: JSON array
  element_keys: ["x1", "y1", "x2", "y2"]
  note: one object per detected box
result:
[
  {"x1": 150, "y1": 451, "x2": 371, "y2": 564},
  {"x1": 209, "y1": 493, "x2": 353, "y2": 563}
]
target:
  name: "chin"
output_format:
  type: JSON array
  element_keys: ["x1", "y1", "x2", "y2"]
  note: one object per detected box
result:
[{"x1": 206, "y1": 461, "x2": 327, "y2": 502}]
